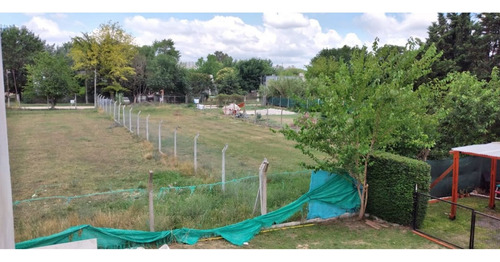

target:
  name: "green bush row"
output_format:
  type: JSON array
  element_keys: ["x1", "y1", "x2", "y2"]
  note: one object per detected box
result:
[{"x1": 366, "y1": 152, "x2": 431, "y2": 227}]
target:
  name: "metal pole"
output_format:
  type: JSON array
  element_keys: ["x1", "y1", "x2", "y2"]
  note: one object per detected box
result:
[
  {"x1": 0, "y1": 29, "x2": 15, "y2": 248},
  {"x1": 114, "y1": 102, "x2": 117, "y2": 121},
  {"x1": 469, "y1": 210, "x2": 476, "y2": 249},
  {"x1": 222, "y1": 144, "x2": 228, "y2": 192},
  {"x1": 158, "y1": 120, "x2": 163, "y2": 153},
  {"x1": 146, "y1": 114, "x2": 150, "y2": 141},
  {"x1": 129, "y1": 107, "x2": 133, "y2": 133},
  {"x1": 136, "y1": 111, "x2": 141, "y2": 136},
  {"x1": 117, "y1": 103, "x2": 122, "y2": 123},
  {"x1": 412, "y1": 184, "x2": 419, "y2": 230},
  {"x1": 174, "y1": 127, "x2": 178, "y2": 159},
  {"x1": 122, "y1": 105, "x2": 126, "y2": 127},
  {"x1": 194, "y1": 133, "x2": 200, "y2": 172}
]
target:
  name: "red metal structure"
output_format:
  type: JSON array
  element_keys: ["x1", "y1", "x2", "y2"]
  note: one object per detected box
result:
[{"x1": 449, "y1": 142, "x2": 499, "y2": 219}]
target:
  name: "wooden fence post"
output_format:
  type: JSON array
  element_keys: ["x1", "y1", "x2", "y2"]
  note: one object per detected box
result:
[
  {"x1": 148, "y1": 170, "x2": 155, "y2": 232},
  {"x1": 259, "y1": 158, "x2": 269, "y2": 215}
]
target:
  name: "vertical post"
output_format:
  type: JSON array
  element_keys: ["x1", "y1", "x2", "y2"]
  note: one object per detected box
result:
[
  {"x1": 222, "y1": 144, "x2": 229, "y2": 192},
  {"x1": 259, "y1": 158, "x2": 269, "y2": 215},
  {"x1": 148, "y1": 170, "x2": 155, "y2": 232},
  {"x1": 450, "y1": 151, "x2": 460, "y2": 220},
  {"x1": 129, "y1": 107, "x2": 133, "y2": 133},
  {"x1": 0, "y1": 30, "x2": 15, "y2": 248},
  {"x1": 174, "y1": 127, "x2": 178, "y2": 159},
  {"x1": 146, "y1": 114, "x2": 150, "y2": 141},
  {"x1": 136, "y1": 111, "x2": 141, "y2": 136},
  {"x1": 158, "y1": 120, "x2": 163, "y2": 154},
  {"x1": 194, "y1": 133, "x2": 200, "y2": 173},
  {"x1": 412, "y1": 184, "x2": 419, "y2": 230},
  {"x1": 122, "y1": 105, "x2": 126, "y2": 127},
  {"x1": 469, "y1": 210, "x2": 476, "y2": 249},
  {"x1": 489, "y1": 158, "x2": 497, "y2": 209},
  {"x1": 117, "y1": 103, "x2": 122, "y2": 123},
  {"x1": 114, "y1": 102, "x2": 117, "y2": 121}
]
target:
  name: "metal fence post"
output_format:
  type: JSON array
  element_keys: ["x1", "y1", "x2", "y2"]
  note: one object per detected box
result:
[
  {"x1": 412, "y1": 184, "x2": 419, "y2": 230},
  {"x1": 122, "y1": 105, "x2": 126, "y2": 127},
  {"x1": 222, "y1": 144, "x2": 228, "y2": 192},
  {"x1": 137, "y1": 111, "x2": 141, "y2": 136},
  {"x1": 158, "y1": 120, "x2": 163, "y2": 154},
  {"x1": 194, "y1": 133, "x2": 200, "y2": 172},
  {"x1": 129, "y1": 107, "x2": 133, "y2": 133},
  {"x1": 114, "y1": 102, "x2": 117, "y2": 121},
  {"x1": 117, "y1": 103, "x2": 122, "y2": 123},
  {"x1": 146, "y1": 114, "x2": 150, "y2": 141},
  {"x1": 469, "y1": 210, "x2": 476, "y2": 249},
  {"x1": 174, "y1": 127, "x2": 178, "y2": 159}
]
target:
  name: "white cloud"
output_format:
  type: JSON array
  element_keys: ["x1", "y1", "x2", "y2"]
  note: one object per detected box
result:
[
  {"x1": 262, "y1": 13, "x2": 310, "y2": 29},
  {"x1": 357, "y1": 13, "x2": 437, "y2": 46},
  {"x1": 124, "y1": 14, "x2": 361, "y2": 68},
  {"x1": 24, "y1": 16, "x2": 77, "y2": 45}
]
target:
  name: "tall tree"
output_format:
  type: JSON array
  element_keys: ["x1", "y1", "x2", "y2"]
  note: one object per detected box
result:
[
  {"x1": 145, "y1": 39, "x2": 187, "y2": 95},
  {"x1": 196, "y1": 54, "x2": 224, "y2": 77},
  {"x1": 1, "y1": 25, "x2": 45, "y2": 103},
  {"x1": 94, "y1": 22, "x2": 137, "y2": 97},
  {"x1": 69, "y1": 33, "x2": 98, "y2": 104},
  {"x1": 70, "y1": 22, "x2": 137, "y2": 101},
  {"x1": 476, "y1": 13, "x2": 500, "y2": 80},
  {"x1": 214, "y1": 67, "x2": 241, "y2": 94},
  {"x1": 236, "y1": 58, "x2": 274, "y2": 92},
  {"x1": 280, "y1": 40, "x2": 440, "y2": 218},
  {"x1": 24, "y1": 52, "x2": 80, "y2": 108}
]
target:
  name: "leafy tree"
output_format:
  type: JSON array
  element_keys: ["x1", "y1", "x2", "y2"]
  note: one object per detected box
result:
[
  {"x1": 306, "y1": 45, "x2": 360, "y2": 80},
  {"x1": 196, "y1": 54, "x2": 224, "y2": 77},
  {"x1": 280, "y1": 40, "x2": 440, "y2": 218},
  {"x1": 123, "y1": 51, "x2": 148, "y2": 102},
  {"x1": 236, "y1": 58, "x2": 274, "y2": 92},
  {"x1": 187, "y1": 71, "x2": 214, "y2": 99},
  {"x1": 214, "y1": 51, "x2": 234, "y2": 67},
  {"x1": 70, "y1": 22, "x2": 137, "y2": 100},
  {"x1": 69, "y1": 33, "x2": 98, "y2": 103},
  {"x1": 24, "y1": 52, "x2": 80, "y2": 108},
  {"x1": 1, "y1": 25, "x2": 45, "y2": 102},
  {"x1": 214, "y1": 67, "x2": 241, "y2": 94},
  {"x1": 147, "y1": 53, "x2": 187, "y2": 94},
  {"x1": 264, "y1": 77, "x2": 306, "y2": 97},
  {"x1": 427, "y1": 68, "x2": 500, "y2": 159},
  {"x1": 94, "y1": 22, "x2": 137, "y2": 97},
  {"x1": 476, "y1": 13, "x2": 500, "y2": 80}
]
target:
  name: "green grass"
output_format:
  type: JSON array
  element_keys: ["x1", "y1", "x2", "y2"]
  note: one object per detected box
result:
[
  {"x1": 418, "y1": 196, "x2": 500, "y2": 249},
  {"x1": 6, "y1": 104, "x2": 445, "y2": 249}
]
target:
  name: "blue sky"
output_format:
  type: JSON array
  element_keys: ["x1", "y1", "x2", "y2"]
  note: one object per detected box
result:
[{"x1": 1, "y1": 1, "x2": 489, "y2": 69}]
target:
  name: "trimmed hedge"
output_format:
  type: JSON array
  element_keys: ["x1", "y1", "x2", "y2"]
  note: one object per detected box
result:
[{"x1": 366, "y1": 152, "x2": 431, "y2": 227}]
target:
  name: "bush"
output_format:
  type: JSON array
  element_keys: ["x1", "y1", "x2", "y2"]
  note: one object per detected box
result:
[{"x1": 366, "y1": 152, "x2": 431, "y2": 227}]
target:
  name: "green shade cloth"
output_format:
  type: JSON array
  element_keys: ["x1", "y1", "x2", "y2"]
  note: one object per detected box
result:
[{"x1": 16, "y1": 171, "x2": 360, "y2": 249}]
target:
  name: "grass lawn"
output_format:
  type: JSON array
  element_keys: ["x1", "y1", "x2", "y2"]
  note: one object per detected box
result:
[{"x1": 7, "y1": 104, "x2": 443, "y2": 249}]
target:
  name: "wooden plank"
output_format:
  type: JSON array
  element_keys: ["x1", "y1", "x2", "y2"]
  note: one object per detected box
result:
[
  {"x1": 430, "y1": 164, "x2": 453, "y2": 189},
  {"x1": 365, "y1": 220, "x2": 381, "y2": 229}
]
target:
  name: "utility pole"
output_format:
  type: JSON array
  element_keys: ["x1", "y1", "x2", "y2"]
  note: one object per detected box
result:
[{"x1": 0, "y1": 27, "x2": 16, "y2": 248}]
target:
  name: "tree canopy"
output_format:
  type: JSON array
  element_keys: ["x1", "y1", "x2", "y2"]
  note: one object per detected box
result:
[
  {"x1": 24, "y1": 52, "x2": 80, "y2": 108},
  {"x1": 281, "y1": 39, "x2": 441, "y2": 218}
]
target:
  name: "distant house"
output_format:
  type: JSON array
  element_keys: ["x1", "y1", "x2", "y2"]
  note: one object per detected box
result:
[{"x1": 264, "y1": 73, "x2": 305, "y2": 86}]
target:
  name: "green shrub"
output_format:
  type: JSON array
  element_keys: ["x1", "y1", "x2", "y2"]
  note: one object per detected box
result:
[{"x1": 366, "y1": 152, "x2": 431, "y2": 227}]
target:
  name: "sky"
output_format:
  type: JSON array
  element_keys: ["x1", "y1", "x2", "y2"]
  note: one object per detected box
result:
[{"x1": 0, "y1": 1, "x2": 492, "y2": 69}]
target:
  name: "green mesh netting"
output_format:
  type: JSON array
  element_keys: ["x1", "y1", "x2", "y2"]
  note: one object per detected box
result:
[{"x1": 15, "y1": 171, "x2": 360, "y2": 249}]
